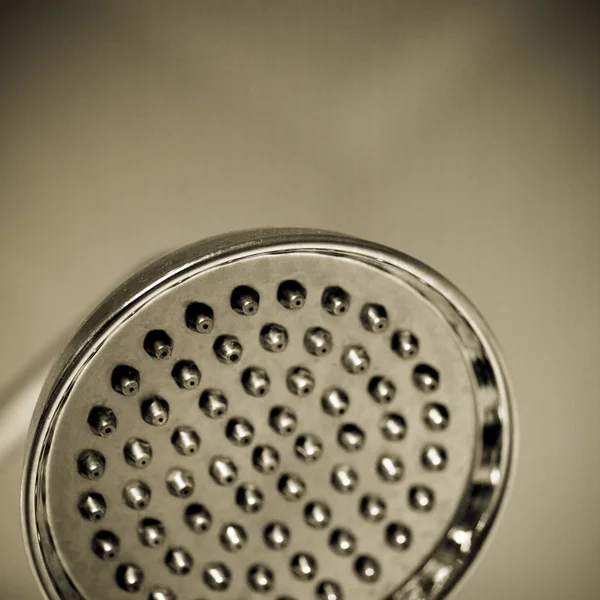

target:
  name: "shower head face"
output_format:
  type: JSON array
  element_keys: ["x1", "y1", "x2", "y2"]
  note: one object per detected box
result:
[{"x1": 22, "y1": 229, "x2": 513, "y2": 600}]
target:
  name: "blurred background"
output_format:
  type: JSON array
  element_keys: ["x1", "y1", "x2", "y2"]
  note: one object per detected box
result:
[{"x1": 0, "y1": 1, "x2": 598, "y2": 598}]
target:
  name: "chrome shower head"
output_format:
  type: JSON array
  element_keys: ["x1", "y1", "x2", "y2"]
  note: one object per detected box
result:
[{"x1": 21, "y1": 228, "x2": 514, "y2": 600}]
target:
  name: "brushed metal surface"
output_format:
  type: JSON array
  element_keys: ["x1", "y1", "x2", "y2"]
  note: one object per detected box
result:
[{"x1": 22, "y1": 230, "x2": 513, "y2": 599}]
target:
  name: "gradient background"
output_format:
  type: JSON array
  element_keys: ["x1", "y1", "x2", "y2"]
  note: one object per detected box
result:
[{"x1": 0, "y1": 2, "x2": 598, "y2": 598}]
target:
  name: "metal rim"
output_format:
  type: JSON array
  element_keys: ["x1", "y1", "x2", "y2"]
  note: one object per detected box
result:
[{"x1": 21, "y1": 228, "x2": 514, "y2": 600}]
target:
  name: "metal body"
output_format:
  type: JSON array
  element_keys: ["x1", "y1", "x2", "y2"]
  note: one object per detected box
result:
[{"x1": 21, "y1": 228, "x2": 514, "y2": 600}]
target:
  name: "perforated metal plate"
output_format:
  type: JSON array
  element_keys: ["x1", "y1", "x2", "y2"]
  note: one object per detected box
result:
[{"x1": 22, "y1": 229, "x2": 513, "y2": 600}]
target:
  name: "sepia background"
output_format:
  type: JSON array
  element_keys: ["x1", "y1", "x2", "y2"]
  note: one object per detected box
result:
[{"x1": 0, "y1": 1, "x2": 598, "y2": 598}]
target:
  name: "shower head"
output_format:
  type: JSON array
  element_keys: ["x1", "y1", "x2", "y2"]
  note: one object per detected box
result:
[{"x1": 21, "y1": 228, "x2": 514, "y2": 600}]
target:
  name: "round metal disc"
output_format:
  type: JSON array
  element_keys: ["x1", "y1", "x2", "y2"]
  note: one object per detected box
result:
[{"x1": 22, "y1": 228, "x2": 514, "y2": 600}]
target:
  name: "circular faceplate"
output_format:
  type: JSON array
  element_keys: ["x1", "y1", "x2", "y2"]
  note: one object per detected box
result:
[{"x1": 23, "y1": 231, "x2": 513, "y2": 600}]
